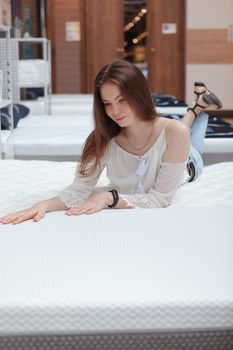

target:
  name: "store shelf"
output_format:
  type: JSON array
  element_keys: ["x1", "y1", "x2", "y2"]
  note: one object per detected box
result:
[{"x1": 0, "y1": 99, "x2": 11, "y2": 109}]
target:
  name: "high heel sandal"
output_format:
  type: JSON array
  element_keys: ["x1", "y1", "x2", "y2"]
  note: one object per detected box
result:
[
  {"x1": 194, "y1": 82, "x2": 207, "y2": 100},
  {"x1": 188, "y1": 82, "x2": 223, "y2": 117}
]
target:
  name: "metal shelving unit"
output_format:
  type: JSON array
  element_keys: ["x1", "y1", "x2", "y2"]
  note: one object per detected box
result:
[
  {"x1": 15, "y1": 37, "x2": 52, "y2": 114},
  {"x1": 0, "y1": 25, "x2": 14, "y2": 159},
  {"x1": 0, "y1": 36, "x2": 52, "y2": 114}
]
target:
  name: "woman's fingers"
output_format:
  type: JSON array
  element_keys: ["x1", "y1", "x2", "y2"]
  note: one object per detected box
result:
[
  {"x1": 1, "y1": 208, "x2": 39, "y2": 224},
  {"x1": 65, "y1": 193, "x2": 109, "y2": 216},
  {"x1": 12, "y1": 211, "x2": 36, "y2": 224},
  {"x1": 12, "y1": 215, "x2": 29, "y2": 225},
  {"x1": 1, "y1": 212, "x2": 21, "y2": 221},
  {"x1": 66, "y1": 203, "x2": 89, "y2": 215},
  {"x1": 1, "y1": 212, "x2": 25, "y2": 224},
  {"x1": 86, "y1": 207, "x2": 101, "y2": 215},
  {"x1": 66, "y1": 204, "x2": 99, "y2": 216},
  {"x1": 33, "y1": 209, "x2": 46, "y2": 222}
]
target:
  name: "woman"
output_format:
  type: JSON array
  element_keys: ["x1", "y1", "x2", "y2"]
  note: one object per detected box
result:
[{"x1": 1, "y1": 60, "x2": 222, "y2": 224}]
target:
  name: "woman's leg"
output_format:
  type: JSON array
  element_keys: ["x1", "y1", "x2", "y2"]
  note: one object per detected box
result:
[
  {"x1": 181, "y1": 82, "x2": 223, "y2": 153},
  {"x1": 181, "y1": 102, "x2": 209, "y2": 153},
  {"x1": 181, "y1": 82, "x2": 222, "y2": 181},
  {"x1": 184, "y1": 112, "x2": 208, "y2": 181},
  {"x1": 180, "y1": 111, "x2": 209, "y2": 154},
  {"x1": 181, "y1": 105, "x2": 209, "y2": 181},
  {"x1": 189, "y1": 112, "x2": 208, "y2": 154},
  {"x1": 188, "y1": 146, "x2": 204, "y2": 181},
  {"x1": 181, "y1": 87, "x2": 208, "y2": 181}
]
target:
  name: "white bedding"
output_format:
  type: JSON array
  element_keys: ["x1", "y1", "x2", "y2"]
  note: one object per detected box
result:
[
  {"x1": 23, "y1": 98, "x2": 187, "y2": 116},
  {"x1": 0, "y1": 160, "x2": 232, "y2": 217},
  {"x1": 18, "y1": 114, "x2": 93, "y2": 128},
  {"x1": 1, "y1": 95, "x2": 232, "y2": 160},
  {"x1": 14, "y1": 113, "x2": 233, "y2": 158},
  {"x1": 0, "y1": 160, "x2": 232, "y2": 336},
  {"x1": 18, "y1": 59, "x2": 50, "y2": 86},
  {"x1": 0, "y1": 207, "x2": 232, "y2": 336},
  {"x1": 13, "y1": 126, "x2": 93, "y2": 157}
]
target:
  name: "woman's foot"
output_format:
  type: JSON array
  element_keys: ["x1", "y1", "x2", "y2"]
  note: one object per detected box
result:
[
  {"x1": 194, "y1": 82, "x2": 207, "y2": 101},
  {"x1": 188, "y1": 82, "x2": 223, "y2": 117}
]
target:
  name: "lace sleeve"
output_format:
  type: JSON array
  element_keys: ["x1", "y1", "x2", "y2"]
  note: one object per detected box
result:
[
  {"x1": 60, "y1": 156, "x2": 107, "y2": 208},
  {"x1": 119, "y1": 160, "x2": 187, "y2": 208}
]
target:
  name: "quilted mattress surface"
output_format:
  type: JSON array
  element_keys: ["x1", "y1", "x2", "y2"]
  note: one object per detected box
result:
[
  {"x1": 0, "y1": 206, "x2": 232, "y2": 336},
  {"x1": 0, "y1": 160, "x2": 232, "y2": 216},
  {"x1": 0, "y1": 161, "x2": 233, "y2": 336}
]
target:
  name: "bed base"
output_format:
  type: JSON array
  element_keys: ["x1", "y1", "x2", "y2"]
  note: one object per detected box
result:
[{"x1": 1, "y1": 329, "x2": 233, "y2": 350}]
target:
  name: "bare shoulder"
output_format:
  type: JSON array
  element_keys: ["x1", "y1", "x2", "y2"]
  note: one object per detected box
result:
[
  {"x1": 163, "y1": 119, "x2": 190, "y2": 163},
  {"x1": 164, "y1": 119, "x2": 189, "y2": 142}
]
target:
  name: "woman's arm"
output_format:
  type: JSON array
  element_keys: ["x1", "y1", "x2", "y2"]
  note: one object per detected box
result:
[
  {"x1": 66, "y1": 121, "x2": 190, "y2": 214},
  {"x1": 60, "y1": 156, "x2": 107, "y2": 208},
  {"x1": 162, "y1": 120, "x2": 190, "y2": 163},
  {"x1": 1, "y1": 150, "x2": 109, "y2": 223}
]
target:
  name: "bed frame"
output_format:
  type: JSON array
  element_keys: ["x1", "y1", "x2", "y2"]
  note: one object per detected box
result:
[{"x1": 1, "y1": 329, "x2": 233, "y2": 350}]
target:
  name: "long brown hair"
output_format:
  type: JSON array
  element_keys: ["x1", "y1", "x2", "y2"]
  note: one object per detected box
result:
[{"x1": 79, "y1": 59, "x2": 158, "y2": 175}]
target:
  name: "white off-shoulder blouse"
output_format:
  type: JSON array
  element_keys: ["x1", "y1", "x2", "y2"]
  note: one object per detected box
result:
[{"x1": 60, "y1": 129, "x2": 188, "y2": 209}]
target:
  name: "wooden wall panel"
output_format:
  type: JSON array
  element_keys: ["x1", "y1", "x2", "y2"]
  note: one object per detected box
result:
[
  {"x1": 46, "y1": 0, "x2": 81, "y2": 93},
  {"x1": 186, "y1": 29, "x2": 233, "y2": 64}
]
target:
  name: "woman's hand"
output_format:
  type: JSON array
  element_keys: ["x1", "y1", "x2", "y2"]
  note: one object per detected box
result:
[
  {"x1": 0, "y1": 197, "x2": 68, "y2": 225},
  {"x1": 66, "y1": 192, "x2": 132, "y2": 216},
  {"x1": 0, "y1": 202, "x2": 48, "y2": 225},
  {"x1": 66, "y1": 192, "x2": 112, "y2": 216}
]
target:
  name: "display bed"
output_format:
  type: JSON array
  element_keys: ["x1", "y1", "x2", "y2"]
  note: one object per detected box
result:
[
  {"x1": 14, "y1": 112, "x2": 233, "y2": 161},
  {"x1": 1, "y1": 95, "x2": 232, "y2": 161},
  {"x1": 12, "y1": 104, "x2": 189, "y2": 159},
  {"x1": 0, "y1": 161, "x2": 233, "y2": 349}
]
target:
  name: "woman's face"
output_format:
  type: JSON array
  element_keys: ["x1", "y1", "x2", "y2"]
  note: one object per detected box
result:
[{"x1": 100, "y1": 81, "x2": 138, "y2": 127}]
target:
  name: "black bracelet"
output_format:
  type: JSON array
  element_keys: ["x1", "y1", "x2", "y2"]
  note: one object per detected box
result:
[{"x1": 108, "y1": 189, "x2": 119, "y2": 208}]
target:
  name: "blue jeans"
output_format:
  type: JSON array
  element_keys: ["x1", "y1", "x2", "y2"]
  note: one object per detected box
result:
[{"x1": 187, "y1": 112, "x2": 208, "y2": 181}]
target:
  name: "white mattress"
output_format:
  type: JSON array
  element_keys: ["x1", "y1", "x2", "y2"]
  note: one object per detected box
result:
[
  {"x1": 23, "y1": 98, "x2": 187, "y2": 116},
  {"x1": 23, "y1": 99, "x2": 93, "y2": 116},
  {"x1": 18, "y1": 59, "x2": 50, "y2": 86},
  {"x1": 0, "y1": 160, "x2": 232, "y2": 217},
  {"x1": 0, "y1": 131, "x2": 13, "y2": 157},
  {"x1": 12, "y1": 114, "x2": 233, "y2": 158},
  {"x1": 18, "y1": 114, "x2": 93, "y2": 128},
  {"x1": 13, "y1": 125, "x2": 93, "y2": 156},
  {"x1": 0, "y1": 160, "x2": 232, "y2": 336},
  {"x1": 202, "y1": 138, "x2": 233, "y2": 154},
  {"x1": 12, "y1": 132, "x2": 232, "y2": 158},
  {"x1": 14, "y1": 96, "x2": 232, "y2": 158},
  {"x1": 0, "y1": 130, "x2": 11, "y2": 144},
  {"x1": 0, "y1": 208, "x2": 233, "y2": 336},
  {"x1": 0, "y1": 208, "x2": 232, "y2": 336}
]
